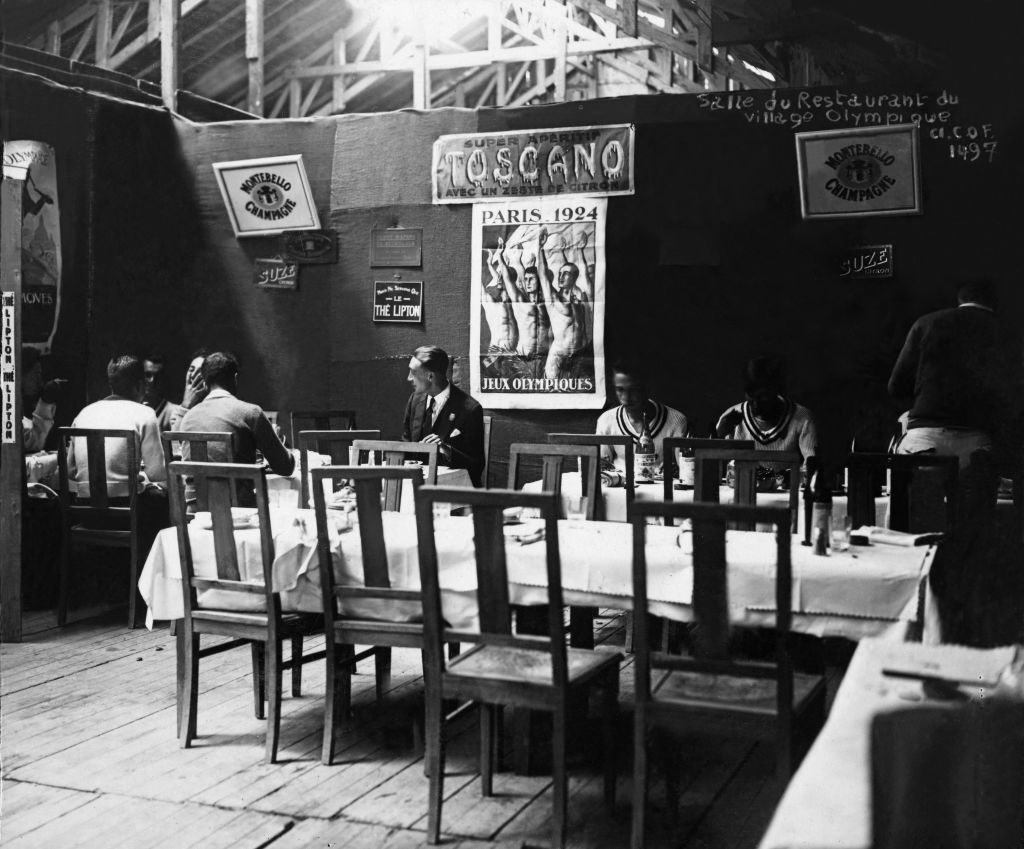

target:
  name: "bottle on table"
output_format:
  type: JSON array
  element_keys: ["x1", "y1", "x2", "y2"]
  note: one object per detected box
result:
[
  {"x1": 811, "y1": 471, "x2": 833, "y2": 555},
  {"x1": 634, "y1": 410, "x2": 657, "y2": 482}
]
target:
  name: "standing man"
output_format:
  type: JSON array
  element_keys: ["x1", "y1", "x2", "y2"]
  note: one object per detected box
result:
[
  {"x1": 402, "y1": 346, "x2": 485, "y2": 487},
  {"x1": 596, "y1": 359, "x2": 689, "y2": 475},
  {"x1": 179, "y1": 352, "x2": 293, "y2": 507},
  {"x1": 887, "y1": 279, "x2": 1020, "y2": 514},
  {"x1": 537, "y1": 227, "x2": 593, "y2": 382}
]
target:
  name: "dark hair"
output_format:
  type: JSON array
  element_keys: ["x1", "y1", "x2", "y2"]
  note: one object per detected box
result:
[
  {"x1": 189, "y1": 346, "x2": 210, "y2": 361},
  {"x1": 201, "y1": 351, "x2": 239, "y2": 388},
  {"x1": 412, "y1": 346, "x2": 449, "y2": 379},
  {"x1": 611, "y1": 358, "x2": 647, "y2": 384},
  {"x1": 107, "y1": 354, "x2": 144, "y2": 396},
  {"x1": 744, "y1": 355, "x2": 786, "y2": 395},
  {"x1": 957, "y1": 278, "x2": 997, "y2": 309},
  {"x1": 143, "y1": 355, "x2": 165, "y2": 368}
]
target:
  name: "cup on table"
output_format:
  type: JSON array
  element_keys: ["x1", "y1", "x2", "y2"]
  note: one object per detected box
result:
[
  {"x1": 565, "y1": 496, "x2": 588, "y2": 527},
  {"x1": 830, "y1": 515, "x2": 852, "y2": 552}
]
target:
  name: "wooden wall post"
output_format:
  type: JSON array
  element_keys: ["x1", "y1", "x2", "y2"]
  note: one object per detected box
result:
[
  {"x1": 1, "y1": 164, "x2": 26, "y2": 643},
  {"x1": 245, "y1": 0, "x2": 265, "y2": 116},
  {"x1": 160, "y1": 0, "x2": 180, "y2": 112}
]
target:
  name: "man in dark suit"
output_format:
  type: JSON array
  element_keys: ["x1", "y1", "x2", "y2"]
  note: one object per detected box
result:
[{"x1": 402, "y1": 346, "x2": 486, "y2": 486}]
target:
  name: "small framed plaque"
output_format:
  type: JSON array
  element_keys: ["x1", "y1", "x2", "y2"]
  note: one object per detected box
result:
[
  {"x1": 212, "y1": 155, "x2": 320, "y2": 238},
  {"x1": 283, "y1": 230, "x2": 337, "y2": 264},
  {"x1": 370, "y1": 228, "x2": 423, "y2": 267},
  {"x1": 373, "y1": 280, "x2": 423, "y2": 322}
]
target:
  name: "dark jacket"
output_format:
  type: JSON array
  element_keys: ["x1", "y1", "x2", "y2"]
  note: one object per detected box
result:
[
  {"x1": 403, "y1": 384, "x2": 485, "y2": 487},
  {"x1": 887, "y1": 304, "x2": 1020, "y2": 438}
]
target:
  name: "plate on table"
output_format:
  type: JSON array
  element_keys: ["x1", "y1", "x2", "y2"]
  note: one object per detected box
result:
[
  {"x1": 193, "y1": 508, "x2": 258, "y2": 530},
  {"x1": 503, "y1": 506, "x2": 524, "y2": 525}
]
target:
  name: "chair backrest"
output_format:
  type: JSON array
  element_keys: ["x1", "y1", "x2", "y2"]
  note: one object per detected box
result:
[
  {"x1": 414, "y1": 485, "x2": 566, "y2": 684},
  {"x1": 872, "y1": 700, "x2": 1024, "y2": 849},
  {"x1": 57, "y1": 427, "x2": 139, "y2": 522},
  {"x1": 889, "y1": 453, "x2": 958, "y2": 534},
  {"x1": 483, "y1": 414, "x2": 493, "y2": 487},
  {"x1": 843, "y1": 452, "x2": 890, "y2": 529},
  {"x1": 507, "y1": 442, "x2": 601, "y2": 520},
  {"x1": 548, "y1": 432, "x2": 633, "y2": 519},
  {"x1": 298, "y1": 429, "x2": 381, "y2": 507},
  {"x1": 311, "y1": 465, "x2": 425, "y2": 627},
  {"x1": 350, "y1": 439, "x2": 439, "y2": 511},
  {"x1": 161, "y1": 430, "x2": 235, "y2": 513},
  {"x1": 630, "y1": 500, "x2": 793, "y2": 711},
  {"x1": 167, "y1": 460, "x2": 279, "y2": 620},
  {"x1": 662, "y1": 437, "x2": 755, "y2": 508},
  {"x1": 290, "y1": 409, "x2": 358, "y2": 445}
]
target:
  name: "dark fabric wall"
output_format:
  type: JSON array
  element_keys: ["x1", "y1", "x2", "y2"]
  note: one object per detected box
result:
[{"x1": 178, "y1": 83, "x2": 1023, "y2": 485}]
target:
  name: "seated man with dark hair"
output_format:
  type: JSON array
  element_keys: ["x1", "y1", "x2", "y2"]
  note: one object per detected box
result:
[
  {"x1": 595, "y1": 358, "x2": 689, "y2": 477},
  {"x1": 179, "y1": 351, "x2": 293, "y2": 506},
  {"x1": 68, "y1": 353, "x2": 169, "y2": 549},
  {"x1": 715, "y1": 355, "x2": 818, "y2": 472},
  {"x1": 402, "y1": 345, "x2": 485, "y2": 486}
]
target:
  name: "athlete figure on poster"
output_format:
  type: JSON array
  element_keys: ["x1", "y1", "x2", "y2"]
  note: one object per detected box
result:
[{"x1": 471, "y1": 198, "x2": 606, "y2": 410}]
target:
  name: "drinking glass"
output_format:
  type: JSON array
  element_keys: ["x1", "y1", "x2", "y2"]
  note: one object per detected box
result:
[
  {"x1": 565, "y1": 496, "x2": 588, "y2": 527},
  {"x1": 830, "y1": 514, "x2": 852, "y2": 552}
]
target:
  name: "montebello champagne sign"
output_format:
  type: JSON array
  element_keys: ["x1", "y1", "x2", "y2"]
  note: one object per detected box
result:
[
  {"x1": 212, "y1": 155, "x2": 321, "y2": 237},
  {"x1": 432, "y1": 124, "x2": 635, "y2": 204}
]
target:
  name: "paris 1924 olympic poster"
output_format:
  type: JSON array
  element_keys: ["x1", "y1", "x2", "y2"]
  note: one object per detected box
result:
[{"x1": 470, "y1": 197, "x2": 606, "y2": 409}]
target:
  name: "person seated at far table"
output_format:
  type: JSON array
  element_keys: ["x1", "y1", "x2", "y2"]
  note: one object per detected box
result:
[
  {"x1": 168, "y1": 349, "x2": 209, "y2": 432},
  {"x1": 68, "y1": 353, "x2": 169, "y2": 548},
  {"x1": 179, "y1": 351, "x2": 293, "y2": 508},
  {"x1": 21, "y1": 345, "x2": 66, "y2": 452},
  {"x1": 402, "y1": 345, "x2": 485, "y2": 487},
  {"x1": 142, "y1": 354, "x2": 184, "y2": 432},
  {"x1": 715, "y1": 355, "x2": 818, "y2": 478},
  {"x1": 595, "y1": 358, "x2": 690, "y2": 482}
]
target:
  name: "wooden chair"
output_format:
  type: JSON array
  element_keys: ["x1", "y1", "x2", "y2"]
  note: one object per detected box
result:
[
  {"x1": 57, "y1": 427, "x2": 143, "y2": 628},
  {"x1": 682, "y1": 448, "x2": 801, "y2": 532},
  {"x1": 415, "y1": 486, "x2": 622, "y2": 849},
  {"x1": 842, "y1": 452, "x2": 959, "y2": 533},
  {"x1": 161, "y1": 431, "x2": 234, "y2": 514},
  {"x1": 312, "y1": 465, "x2": 427, "y2": 764},
  {"x1": 168, "y1": 460, "x2": 323, "y2": 763},
  {"x1": 482, "y1": 414, "x2": 493, "y2": 487},
  {"x1": 548, "y1": 433, "x2": 634, "y2": 520},
  {"x1": 508, "y1": 442, "x2": 603, "y2": 648},
  {"x1": 872, "y1": 701, "x2": 1024, "y2": 849},
  {"x1": 350, "y1": 439, "x2": 439, "y2": 511},
  {"x1": 297, "y1": 429, "x2": 380, "y2": 508},
  {"x1": 289, "y1": 409, "x2": 357, "y2": 446},
  {"x1": 507, "y1": 442, "x2": 601, "y2": 518},
  {"x1": 661, "y1": 437, "x2": 754, "y2": 509},
  {"x1": 630, "y1": 500, "x2": 826, "y2": 849}
]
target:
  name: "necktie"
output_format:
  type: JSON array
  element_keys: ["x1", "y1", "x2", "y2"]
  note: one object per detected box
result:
[{"x1": 424, "y1": 395, "x2": 434, "y2": 430}]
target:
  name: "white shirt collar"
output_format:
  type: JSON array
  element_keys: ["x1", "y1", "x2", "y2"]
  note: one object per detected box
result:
[
  {"x1": 959, "y1": 301, "x2": 994, "y2": 313},
  {"x1": 429, "y1": 384, "x2": 451, "y2": 425}
]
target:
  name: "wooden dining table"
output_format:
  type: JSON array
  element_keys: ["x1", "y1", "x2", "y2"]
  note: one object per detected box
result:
[
  {"x1": 758, "y1": 637, "x2": 1020, "y2": 849},
  {"x1": 138, "y1": 510, "x2": 938, "y2": 641}
]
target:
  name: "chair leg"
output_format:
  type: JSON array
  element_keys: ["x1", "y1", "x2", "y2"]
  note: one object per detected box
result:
[
  {"x1": 551, "y1": 704, "x2": 569, "y2": 849},
  {"x1": 602, "y1": 670, "x2": 619, "y2": 808},
  {"x1": 57, "y1": 535, "x2": 70, "y2": 627},
  {"x1": 290, "y1": 634, "x2": 303, "y2": 697},
  {"x1": 375, "y1": 647, "x2": 392, "y2": 702},
  {"x1": 480, "y1": 704, "x2": 495, "y2": 796},
  {"x1": 251, "y1": 642, "x2": 266, "y2": 719},
  {"x1": 322, "y1": 639, "x2": 338, "y2": 765},
  {"x1": 264, "y1": 638, "x2": 283, "y2": 764},
  {"x1": 425, "y1": 676, "x2": 446, "y2": 844},
  {"x1": 631, "y1": 705, "x2": 648, "y2": 849},
  {"x1": 178, "y1": 629, "x2": 199, "y2": 749},
  {"x1": 127, "y1": 540, "x2": 140, "y2": 629}
]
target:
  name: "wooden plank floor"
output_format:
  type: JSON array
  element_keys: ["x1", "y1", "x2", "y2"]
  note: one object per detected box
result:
[{"x1": 2, "y1": 609, "x2": 800, "y2": 849}]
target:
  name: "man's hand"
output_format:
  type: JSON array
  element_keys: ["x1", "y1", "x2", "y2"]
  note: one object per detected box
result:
[
  {"x1": 420, "y1": 433, "x2": 451, "y2": 460},
  {"x1": 578, "y1": 231, "x2": 588, "y2": 249},
  {"x1": 538, "y1": 226, "x2": 548, "y2": 247},
  {"x1": 39, "y1": 378, "x2": 67, "y2": 404},
  {"x1": 420, "y1": 434, "x2": 442, "y2": 444},
  {"x1": 181, "y1": 368, "x2": 207, "y2": 410}
]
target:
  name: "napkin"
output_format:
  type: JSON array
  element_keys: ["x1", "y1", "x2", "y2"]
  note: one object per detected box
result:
[{"x1": 601, "y1": 469, "x2": 624, "y2": 488}]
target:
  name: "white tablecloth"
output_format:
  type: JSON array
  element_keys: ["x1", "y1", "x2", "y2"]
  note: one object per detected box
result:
[
  {"x1": 140, "y1": 513, "x2": 936, "y2": 641},
  {"x1": 758, "y1": 638, "x2": 1019, "y2": 849},
  {"x1": 523, "y1": 471, "x2": 889, "y2": 531},
  {"x1": 266, "y1": 450, "x2": 472, "y2": 511}
]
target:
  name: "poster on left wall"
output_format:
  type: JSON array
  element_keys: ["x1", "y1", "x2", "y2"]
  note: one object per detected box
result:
[
  {"x1": 470, "y1": 196, "x2": 606, "y2": 409},
  {"x1": 2, "y1": 140, "x2": 62, "y2": 353}
]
